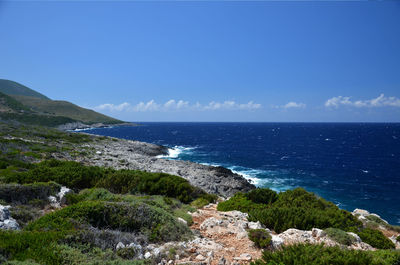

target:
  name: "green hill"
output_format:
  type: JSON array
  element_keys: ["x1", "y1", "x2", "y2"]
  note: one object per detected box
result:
[
  {"x1": 0, "y1": 91, "x2": 31, "y2": 113},
  {"x1": 0, "y1": 80, "x2": 123, "y2": 127},
  {"x1": 0, "y1": 79, "x2": 49, "y2": 100},
  {"x1": 13, "y1": 95, "x2": 121, "y2": 125}
]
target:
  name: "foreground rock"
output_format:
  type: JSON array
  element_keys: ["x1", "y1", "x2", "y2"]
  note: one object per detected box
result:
[
  {"x1": 65, "y1": 136, "x2": 254, "y2": 197},
  {"x1": 273, "y1": 228, "x2": 374, "y2": 251},
  {"x1": 176, "y1": 204, "x2": 263, "y2": 265},
  {"x1": 0, "y1": 205, "x2": 20, "y2": 230}
]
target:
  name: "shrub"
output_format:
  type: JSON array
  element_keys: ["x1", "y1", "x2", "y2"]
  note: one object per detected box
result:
[
  {"x1": 397, "y1": 235, "x2": 400, "y2": 242},
  {"x1": 2, "y1": 160, "x2": 106, "y2": 190},
  {"x1": 219, "y1": 188, "x2": 362, "y2": 233},
  {"x1": 0, "y1": 231, "x2": 64, "y2": 265},
  {"x1": 96, "y1": 170, "x2": 205, "y2": 203},
  {"x1": 324, "y1": 228, "x2": 355, "y2": 246},
  {"x1": 246, "y1": 188, "x2": 278, "y2": 205},
  {"x1": 356, "y1": 228, "x2": 395, "y2": 249},
  {"x1": 27, "y1": 201, "x2": 192, "y2": 243},
  {"x1": 0, "y1": 182, "x2": 60, "y2": 205},
  {"x1": 252, "y1": 244, "x2": 400, "y2": 265},
  {"x1": 191, "y1": 194, "x2": 218, "y2": 208},
  {"x1": 9, "y1": 205, "x2": 41, "y2": 227},
  {"x1": 248, "y1": 229, "x2": 272, "y2": 248},
  {"x1": 217, "y1": 192, "x2": 265, "y2": 213}
]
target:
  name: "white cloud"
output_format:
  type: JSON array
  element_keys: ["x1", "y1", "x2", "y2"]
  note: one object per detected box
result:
[
  {"x1": 325, "y1": 94, "x2": 400, "y2": 108},
  {"x1": 94, "y1": 99, "x2": 262, "y2": 112},
  {"x1": 95, "y1": 102, "x2": 131, "y2": 112},
  {"x1": 283, "y1": 102, "x2": 306, "y2": 109}
]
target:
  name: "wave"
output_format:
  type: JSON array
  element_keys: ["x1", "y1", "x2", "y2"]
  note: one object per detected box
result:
[
  {"x1": 156, "y1": 145, "x2": 197, "y2": 159},
  {"x1": 157, "y1": 146, "x2": 298, "y2": 192}
]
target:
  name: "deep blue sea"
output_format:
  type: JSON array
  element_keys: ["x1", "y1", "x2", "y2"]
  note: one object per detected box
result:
[{"x1": 83, "y1": 122, "x2": 400, "y2": 225}]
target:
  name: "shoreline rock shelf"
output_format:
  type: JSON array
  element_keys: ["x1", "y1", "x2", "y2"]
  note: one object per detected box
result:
[{"x1": 69, "y1": 135, "x2": 255, "y2": 197}]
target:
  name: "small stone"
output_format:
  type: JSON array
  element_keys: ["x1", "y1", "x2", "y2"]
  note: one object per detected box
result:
[
  {"x1": 177, "y1": 217, "x2": 188, "y2": 225},
  {"x1": 168, "y1": 260, "x2": 174, "y2": 265},
  {"x1": 248, "y1": 221, "x2": 263, "y2": 230},
  {"x1": 311, "y1": 228, "x2": 326, "y2": 238},
  {"x1": 153, "y1": 248, "x2": 161, "y2": 257},
  {"x1": 116, "y1": 242, "x2": 125, "y2": 250},
  {"x1": 144, "y1": 252, "x2": 152, "y2": 259},
  {"x1": 348, "y1": 232, "x2": 362, "y2": 243},
  {"x1": 233, "y1": 253, "x2": 252, "y2": 261},
  {"x1": 196, "y1": 254, "x2": 206, "y2": 261},
  {"x1": 96, "y1": 151, "x2": 102, "y2": 155},
  {"x1": 218, "y1": 256, "x2": 226, "y2": 265}
]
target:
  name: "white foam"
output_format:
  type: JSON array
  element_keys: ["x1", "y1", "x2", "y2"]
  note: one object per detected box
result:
[{"x1": 157, "y1": 146, "x2": 196, "y2": 159}]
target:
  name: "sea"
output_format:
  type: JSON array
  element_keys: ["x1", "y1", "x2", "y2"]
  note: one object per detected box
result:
[{"x1": 81, "y1": 122, "x2": 400, "y2": 225}]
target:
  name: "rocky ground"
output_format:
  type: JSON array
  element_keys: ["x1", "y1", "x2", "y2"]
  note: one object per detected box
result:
[
  {"x1": 125, "y1": 202, "x2": 400, "y2": 265},
  {"x1": 63, "y1": 135, "x2": 254, "y2": 197}
]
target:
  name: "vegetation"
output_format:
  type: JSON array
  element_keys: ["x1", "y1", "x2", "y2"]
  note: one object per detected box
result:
[
  {"x1": 0, "y1": 182, "x2": 60, "y2": 204},
  {"x1": 0, "y1": 79, "x2": 122, "y2": 127},
  {"x1": 356, "y1": 228, "x2": 395, "y2": 250},
  {"x1": 248, "y1": 229, "x2": 272, "y2": 249},
  {"x1": 218, "y1": 188, "x2": 362, "y2": 233},
  {"x1": 252, "y1": 244, "x2": 400, "y2": 265},
  {"x1": 0, "y1": 79, "x2": 49, "y2": 100},
  {"x1": 324, "y1": 228, "x2": 355, "y2": 246}
]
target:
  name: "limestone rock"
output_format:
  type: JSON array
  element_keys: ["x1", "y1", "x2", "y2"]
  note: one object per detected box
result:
[
  {"x1": 116, "y1": 242, "x2": 125, "y2": 250},
  {"x1": 144, "y1": 252, "x2": 152, "y2": 259},
  {"x1": 0, "y1": 205, "x2": 20, "y2": 230},
  {"x1": 177, "y1": 217, "x2": 188, "y2": 225}
]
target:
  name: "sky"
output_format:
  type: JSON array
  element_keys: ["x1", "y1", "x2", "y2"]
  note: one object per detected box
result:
[{"x1": 0, "y1": 1, "x2": 400, "y2": 122}]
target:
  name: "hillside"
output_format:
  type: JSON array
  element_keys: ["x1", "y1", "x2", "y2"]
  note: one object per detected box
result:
[
  {"x1": 0, "y1": 91, "x2": 31, "y2": 113},
  {"x1": 0, "y1": 79, "x2": 49, "y2": 100},
  {"x1": 13, "y1": 95, "x2": 121, "y2": 125},
  {"x1": 0, "y1": 79, "x2": 123, "y2": 127}
]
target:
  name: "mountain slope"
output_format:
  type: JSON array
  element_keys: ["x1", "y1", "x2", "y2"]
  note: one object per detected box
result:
[
  {"x1": 0, "y1": 80, "x2": 123, "y2": 127},
  {"x1": 0, "y1": 91, "x2": 31, "y2": 113},
  {"x1": 13, "y1": 95, "x2": 121, "y2": 124},
  {"x1": 0, "y1": 79, "x2": 49, "y2": 100}
]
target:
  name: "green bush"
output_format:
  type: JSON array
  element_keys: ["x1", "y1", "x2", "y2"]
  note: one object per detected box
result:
[
  {"x1": 219, "y1": 188, "x2": 362, "y2": 233},
  {"x1": 252, "y1": 244, "x2": 400, "y2": 265},
  {"x1": 2, "y1": 159, "x2": 213, "y2": 204},
  {"x1": 356, "y1": 228, "x2": 395, "y2": 249},
  {"x1": 96, "y1": 170, "x2": 205, "y2": 203},
  {"x1": 27, "y1": 200, "x2": 192, "y2": 242},
  {"x1": 217, "y1": 192, "x2": 265, "y2": 213},
  {"x1": 324, "y1": 228, "x2": 355, "y2": 246},
  {"x1": 0, "y1": 231, "x2": 64, "y2": 265},
  {"x1": 9, "y1": 205, "x2": 41, "y2": 227},
  {"x1": 0, "y1": 182, "x2": 60, "y2": 205},
  {"x1": 248, "y1": 229, "x2": 272, "y2": 249},
  {"x1": 246, "y1": 188, "x2": 278, "y2": 205},
  {"x1": 397, "y1": 235, "x2": 400, "y2": 242}
]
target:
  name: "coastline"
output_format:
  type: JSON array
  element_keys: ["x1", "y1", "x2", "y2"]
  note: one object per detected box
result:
[{"x1": 60, "y1": 132, "x2": 255, "y2": 197}]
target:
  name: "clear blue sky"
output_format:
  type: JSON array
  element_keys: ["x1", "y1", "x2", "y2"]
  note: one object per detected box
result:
[{"x1": 1, "y1": 1, "x2": 399, "y2": 122}]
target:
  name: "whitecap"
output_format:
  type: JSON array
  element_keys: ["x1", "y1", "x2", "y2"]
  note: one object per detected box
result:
[{"x1": 156, "y1": 145, "x2": 197, "y2": 159}]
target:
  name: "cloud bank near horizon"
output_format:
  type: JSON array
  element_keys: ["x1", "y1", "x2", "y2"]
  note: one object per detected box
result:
[
  {"x1": 94, "y1": 100, "x2": 262, "y2": 112},
  {"x1": 325, "y1": 94, "x2": 400, "y2": 108}
]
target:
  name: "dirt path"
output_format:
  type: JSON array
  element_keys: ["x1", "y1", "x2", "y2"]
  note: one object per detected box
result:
[{"x1": 176, "y1": 204, "x2": 262, "y2": 265}]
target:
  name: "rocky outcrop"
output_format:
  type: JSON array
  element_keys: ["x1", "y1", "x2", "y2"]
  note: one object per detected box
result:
[
  {"x1": 352, "y1": 208, "x2": 388, "y2": 224},
  {"x1": 175, "y1": 204, "x2": 263, "y2": 265},
  {"x1": 71, "y1": 136, "x2": 254, "y2": 197},
  {"x1": 48, "y1": 186, "x2": 72, "y2": 208},
  {"x1": 273, "y1": 228, "x2": 374, "y2": 251},
  {"x1": 0, "y1": 205, "x2": 20, "y2": 230}
]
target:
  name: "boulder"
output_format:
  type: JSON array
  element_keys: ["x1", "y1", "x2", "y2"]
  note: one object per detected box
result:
[{"x1": 0, "y1": 204, "x2": 20, "y2": 230}]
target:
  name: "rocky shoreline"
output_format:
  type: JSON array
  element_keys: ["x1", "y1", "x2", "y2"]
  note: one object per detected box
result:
[{"x1": 60, "y1": 134, "x2": 255, "y2": 197}]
